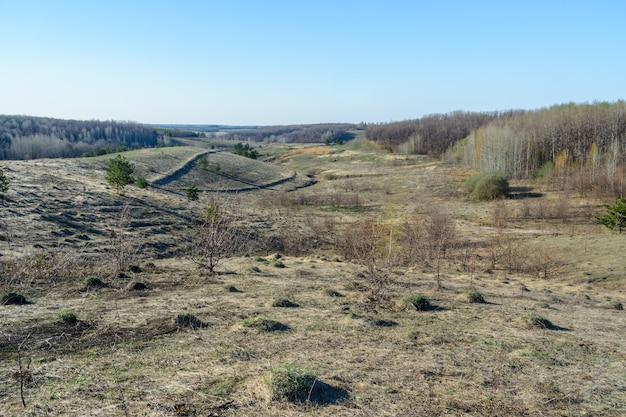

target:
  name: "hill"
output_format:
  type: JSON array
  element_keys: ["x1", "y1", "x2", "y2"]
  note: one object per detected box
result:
[{"x1": 1, "y1": 139, "x2": 625, "y2": 416}]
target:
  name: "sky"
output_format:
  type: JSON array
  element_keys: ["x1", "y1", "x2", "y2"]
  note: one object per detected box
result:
[{"x1": 1, "y1": 1, "x2": 625, "y2": 125}]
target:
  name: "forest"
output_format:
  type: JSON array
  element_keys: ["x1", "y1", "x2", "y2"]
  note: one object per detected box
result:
[
  {"x1": 223, "y1": 123, "x2": 361, "y2": 144},
  {"x1": 366, "y1": 101, "x2": 626, "y2": 197},
  {"x1": 0, "y1": 116, "x2": 184, "y2": 160}
]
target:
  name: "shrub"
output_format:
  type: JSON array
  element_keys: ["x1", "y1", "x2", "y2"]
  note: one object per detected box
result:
[
  {"x1": 402, "y1": 295, "x2": 431, "y2": 311},
  {"x1": 608, "y1": 300, "x2": 623, "y2": 310},
  {"x1": 273, "y1": 260, "x2": 286, "y2": 268},
  {"x1": 0, "y1": 167, "x2": 9, "y2": 195},
  {"x1": 463, "y1": 171, "x2": 509, "y2": 201},
  {"x1": 249, "y1": 265, "x2": 261, "y2": 273},
  {"x1": 135, "y1": 176, "x2": 148, "y2": 188},
  {"x1": 186, "y1": 184, "x2": 199, "y2": 201},
  {"x1": 2, "y1": 292, "x2": 27, "y2": 305},
  {"x1": 467, "y1": 290, "x2": 486, "y2": 303}
]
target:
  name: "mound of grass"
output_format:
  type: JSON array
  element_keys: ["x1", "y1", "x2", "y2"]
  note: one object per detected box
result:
[
  {"x1": 467, "y1": 290, "x2": 486, "y2": 303},
  {"x1": 225, "y1": 284, "x2": 242, "y2": 293},
  {"x1": 2, "y1": 292, "x2": 28, "y2": 305},
  {"x1": 83, "y1": 275, "x2": 106, "y2": 288},
  {"x1": 242, "y1": 317, "x2": 287, "y2": 332},
  {"x1": 463, "y1": 171, "x2": 509, "y2": 201},
  {"x1": 402, "y1": 295, "x2": 432, "y2": 311},
  {"x1": 268, "y1": 366, "x2": 349, "y2": 404},
  {"x1": 249, "y1": 265, "x2": 262, "y2": 273},
  {"x1": 323, "y1": 289, "x2": 343, "y2": 297},
  {"x1": 271, "y1": 297, "x2": 299, "y2": 308},
  {"x1": 273, "y1": 260, "x2": 286, "y2": 268},
  {"x1": 126, "y1": 281, "x2": 147, "y2": 291},
  {"x1": 58, "y1": 310, "x2": 78, "y2": 325},
  {"x1": 175, "y1": 313, "x2": 208, "y2": 329},
  {"x1": 519, "y1": 312, "x2": 554, "y2": 329}
]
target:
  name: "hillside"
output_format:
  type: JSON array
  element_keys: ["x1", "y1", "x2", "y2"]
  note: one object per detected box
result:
[{"x1": 1, "y1": 139, "x2": 625, "y2": 416}]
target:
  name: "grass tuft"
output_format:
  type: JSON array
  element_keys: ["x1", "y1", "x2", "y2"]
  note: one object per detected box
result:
[
  {"x1": 402, "y1": 295, "x2": 432, "y2": 311},
  {"x1": 467, "y1": 290, "x2": 486, "y2": 303}
]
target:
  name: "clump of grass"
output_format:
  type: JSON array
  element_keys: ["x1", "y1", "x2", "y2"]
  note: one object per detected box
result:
[
  {"x1": 268, "y1": 365, "x2": 349, "y2": 404},
  {"x1": 467, "y1": 290, "x2": 486, "y2": 303},
  {"x1": 83, "y1": 275, "x2": 106, "y2": 288},
  {"x1": 2, "y1": 292, "x2": 28, "y2": 305},
  {"x1": 175, "y1": 313, "x2": 207, "y2": 329},
  {"x1": 608, "y1": 300, "x2": 623, "y2": 310},
  {"x1": 127, "y1": 265, "x2": 142, "y2": 273},
  {"x1": 249, "y1": 265, "x2": 261, "y2": 273},
  {"x1": 271, "y1": 297, "x2": 299, "y2": 308},
  {"x1": 402, "y1": 295, "x2": 432, "y2": 311},
  {"x1": 242, "y1": 317, "x2": 287, "y2": 332},
  {"x1": 269, "y1": 366, "x2": 316, "y2": 403},
  {"x1": 323, "y1": 289, "x2": 343, "y2": 297},
  {"x1": 519, "y1": 312, "x2": 554, "y2": 329},
  {"x1": 273, "y1": 260, "x2": 286, "y2": 268},
  {"x1": 225, "y1": 284, "x2": 242, "y2": 293},
  {"x1": 58, "y1": 310, "x2": 78, "y2": 325}
]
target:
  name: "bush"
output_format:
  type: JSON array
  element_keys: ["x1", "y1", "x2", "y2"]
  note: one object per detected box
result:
[
  {"x1": 273, "y1": 260, "x2": 286, "y2": 268},
  {"x1": 135, "y1": 176, "x2": 148, "y2": 188},
  {"x1": 186, "y1": 184, "x2": 199, "y2": 201},
  {"x1": 0, "y1": 167, "x2": 9, "y2": 195},
  {"x1": 467, "y1": 290, "x2": 486, "y2": 303},
  {"x1": 463, "y1": 171, "x2": 509, "y2": 201},
  {"x1": 402, "y1": 295, "x2": 432, "y2": 311}
]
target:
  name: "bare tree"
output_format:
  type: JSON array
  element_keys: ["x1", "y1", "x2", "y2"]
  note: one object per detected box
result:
[
  {"x1": 1, "y1": 331, "x2": 33, "y2": 408},
  {"x1": 337, "y1": 217, "x2": 395, "y2": 302},
  {"x1": 191, "y1": 193, "x2": 245, "y2": 275},
  {"x1": 424, "y1": 208, "x2": 456, "y2": 290},
  {"x1": 109, "y1": 204, "x2": 138, "y2": 276}
]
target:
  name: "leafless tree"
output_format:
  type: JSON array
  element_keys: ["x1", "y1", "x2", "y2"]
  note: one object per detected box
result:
[
  {"x1": 1, "y1": 331, "x2": 33, "y2": 408},
  {"x1": 191, "y1": 193, "x2": 245, "y2": 275},
  {"x1": 424, "y1": 208, "x2": 456, "y2": 290},
  {"x1": 337, "y1": 217, "x2": 395, "y2": 302}
]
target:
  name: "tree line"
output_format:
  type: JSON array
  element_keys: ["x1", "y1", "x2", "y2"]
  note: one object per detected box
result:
[
  {"x1": 458, "y1": 101, "x2": 626, "y2": 196},
  {"x1": 0, "y1": 115, "x2": 196, "y2": 160},
  {"x1": 224, "y1": 123, "x2": 361, "y2": 144},
  {"x1": 365, "y1": 111, "x2": 507, "y2": 155}
]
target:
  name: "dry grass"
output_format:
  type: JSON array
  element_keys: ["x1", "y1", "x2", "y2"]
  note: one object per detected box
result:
[{"x1": 1, "y1": 140, "x2": 626, "y2": 416}]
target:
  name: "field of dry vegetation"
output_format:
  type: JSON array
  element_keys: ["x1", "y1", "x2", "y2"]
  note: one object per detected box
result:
[{"x1": 1, "y1": 139, "x2": 625, "y2": 416}]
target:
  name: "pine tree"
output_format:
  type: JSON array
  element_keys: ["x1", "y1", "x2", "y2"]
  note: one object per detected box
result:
[{"x1": 597, "y1": 197, "x2": 626, "y2": 233}]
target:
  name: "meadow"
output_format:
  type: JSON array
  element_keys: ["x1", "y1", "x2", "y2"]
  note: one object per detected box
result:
[{"x1": 1, "y1": 139, "x2": 625, "y2": 416}]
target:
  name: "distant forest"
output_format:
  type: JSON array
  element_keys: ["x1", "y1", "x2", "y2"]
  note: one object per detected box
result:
[
  {"x1": 0, "y1": 115, "x2": 194, "y2": 160},
  {"x1": 223, "y1": 123, "x2": 362, "y2": 144},
  {"x1": 367, "y1": 101, "x2": 626, "y2": 196}
]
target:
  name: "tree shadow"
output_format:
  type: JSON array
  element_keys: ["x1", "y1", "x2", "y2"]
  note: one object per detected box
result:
[{"x1": 508, "y1": 186, "x2": 544, "y2": 199}]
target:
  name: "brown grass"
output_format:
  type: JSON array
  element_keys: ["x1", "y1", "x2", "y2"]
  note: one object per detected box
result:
[{"x1": 1, "y1": 140, "x2": 625, "y2": 415}]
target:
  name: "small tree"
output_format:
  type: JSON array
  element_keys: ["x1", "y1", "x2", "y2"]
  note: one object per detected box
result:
[
  {"x1": 105, "y1": 155, "x2": 134, "y2": 194},
  {"x1": 337, "y1": 217, "x2": 395, "y2": 302},
  {"x1": 186, "y1": 184, "x2": 199, "y2": 201},
  {"x1": 0, "y1": 167, "x2": 9, "y2": 196},
  {"x1": 192, "y1": 194, "x2": 244, "y2": 274},
  {"x1": 597, "y1": 197, "x2": 626, "y2": 233}
]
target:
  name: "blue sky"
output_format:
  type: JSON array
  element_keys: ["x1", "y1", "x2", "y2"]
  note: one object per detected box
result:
[{"x1": 1, "y1": 1, "x2": 625, "y2": 125}]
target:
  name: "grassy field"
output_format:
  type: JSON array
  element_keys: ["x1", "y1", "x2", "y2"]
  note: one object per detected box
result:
[{"x1": 1, "y1": 139, "x2": 625, "y2": 416}]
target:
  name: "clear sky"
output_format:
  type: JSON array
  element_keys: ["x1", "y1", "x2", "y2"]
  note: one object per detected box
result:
[{"x1": 1, "y1": 1, "x2": 625, "y2": 125}]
